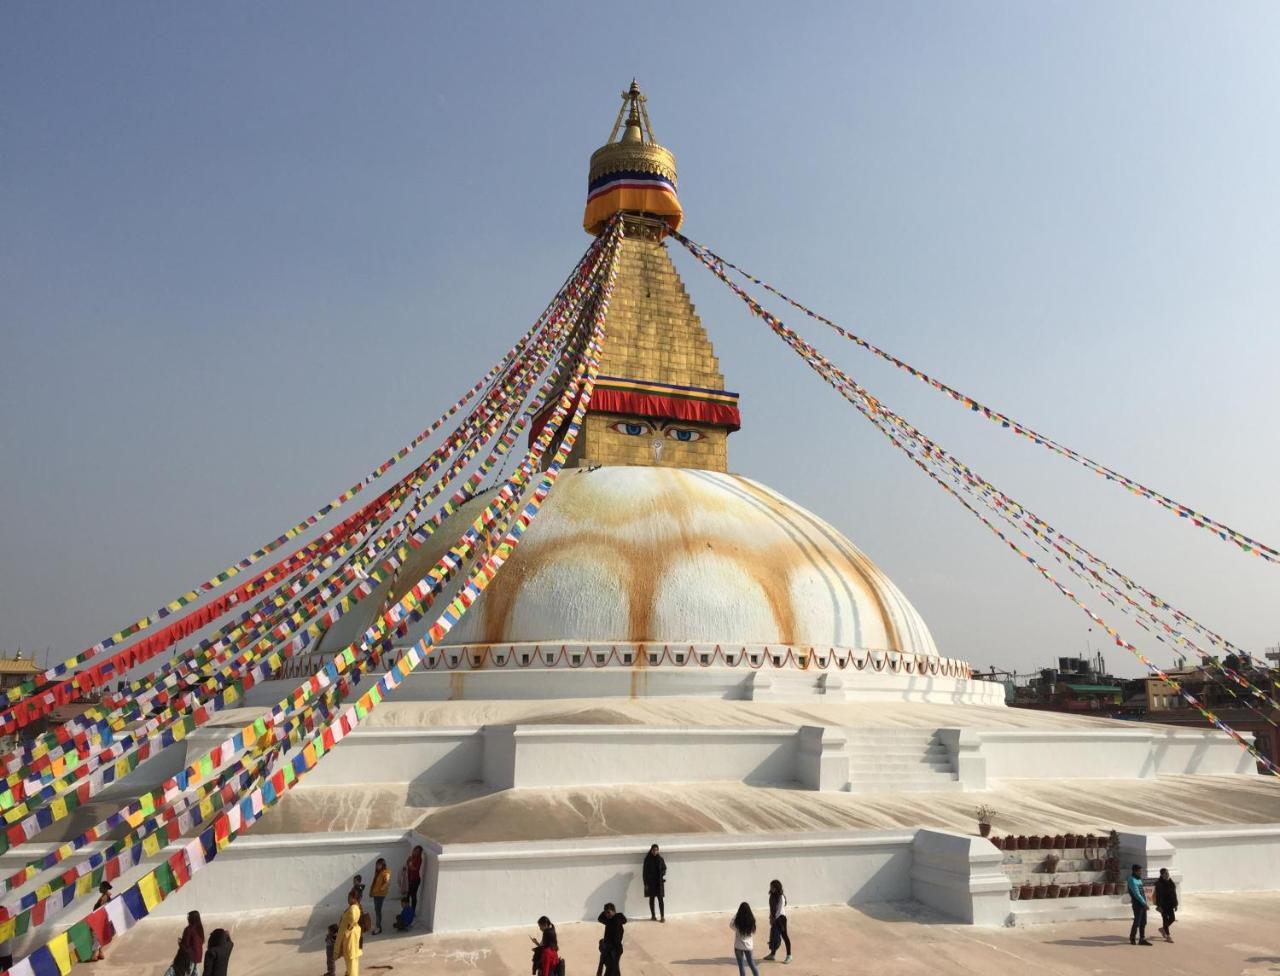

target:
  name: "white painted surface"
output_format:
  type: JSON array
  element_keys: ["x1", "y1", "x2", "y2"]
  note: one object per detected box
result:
[
  {"x1": 502, "y1": 725, "x2": 800, "y2": 788},
  {"x1": 1151, "y1": 823, "x2": 1280, "y2": 892},
  {"x1": 910, "y1": 829, "x2": 1010, "y2": 925},
  {"x1": 956, "y1": 727, "x2": 1256, "y2": 780},
  {"x1": 426, "y1": 830, "x2": 914, "y2": 933}
]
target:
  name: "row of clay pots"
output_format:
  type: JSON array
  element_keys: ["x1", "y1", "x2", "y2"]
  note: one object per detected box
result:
[
  {"x1": 992, "y1": 834, "x2": 1104, "y2": 851},
  {"x1": 1011, "y1": 881, "x2": 1120, "y2": 900}
]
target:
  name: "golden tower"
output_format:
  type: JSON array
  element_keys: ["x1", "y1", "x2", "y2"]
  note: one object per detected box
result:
[{"x1": 560, "y1": 81, "x2": 740, "y2": 472}]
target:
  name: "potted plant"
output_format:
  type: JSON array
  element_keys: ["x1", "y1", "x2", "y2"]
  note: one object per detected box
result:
[
  {"x1": 1045, "y1": 877, "x2": 1059, "y2": 898},
  {"x1": 1091, "y1": 881, "x2": 1104, "y2": 896},
  {"x1": 975, "y1": 805, "x2": 996, "y2": 838},
  {"x1": 1027, "y1": 835, "x2": 1041, "y2": 850},
  {"x1": 1010, "y1": 884, "x2": 1021, "y2": 901},
  {"x1": 1033, "y1": 883, "x2": 1046, "y2": 899},
  {"x1": 1020, "y1": 882, "x2": 1034, "y2": 900},
  {"x1": 1016, "y1": 835, "x2": 1028, "y2": 850}
]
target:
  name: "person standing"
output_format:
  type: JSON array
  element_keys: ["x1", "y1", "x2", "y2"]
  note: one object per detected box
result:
[
  {"x1": 406, "y1": 845, "x2": 425, "y2": 916},
  {"x1": 763, "y1": 880, "x2": 791, "y2": 964},
  {"x1": 643, "y1": 844, "x2": 667, "y2": 922},
  {"x1": 371, "y1": 858, "x2": 392, "y2": 935},
  {"x1": 335, "y1": 892, "x2": 364, "y2": 976},
  {"x1": 731, "y1": 902, "x2": 761, "y2": 976},
  {"x1": 179, "y1": 911, "x2": 205, "y2": 975},
  {"x1": 595, "y1": 902, "x2": 626, "y2": 976},
  {"x1": 89, "y1": 882, "x2": 113, "y2": 961},
  {"x1": 1128, "y1": 864, "x2": 1152, "y2": 946},
  {"x1": 1154, "y1": 867, "x2": 1179, "y2": 943},
  {"x1": 203, "y1": 929, "x2": 233, "y2": 976},
  {"x1": 531, "y1": 916, "x2": 559, "y2": 976}
]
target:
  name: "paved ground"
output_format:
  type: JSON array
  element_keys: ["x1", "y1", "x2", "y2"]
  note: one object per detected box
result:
[{"x1": 92, "y1": 893, "x2": 1280, "y2": 975}]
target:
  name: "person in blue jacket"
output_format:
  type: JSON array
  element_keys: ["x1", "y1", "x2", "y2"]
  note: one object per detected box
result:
[{"x1": 1128, "y1": 864, "x2": 1152, "y2": 946}]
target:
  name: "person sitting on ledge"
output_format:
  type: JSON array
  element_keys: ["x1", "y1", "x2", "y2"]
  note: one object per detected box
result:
[{"x1": 393, "y1": 895, "x2": 416, "y2": 931}]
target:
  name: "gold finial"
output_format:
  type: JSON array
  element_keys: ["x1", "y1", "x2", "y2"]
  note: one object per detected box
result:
[
  {"x1": 584, "y1": 80, "x2": 682, "y2": 236},
  {"x1": 607, "y1": 79, "x2": 657, "y2": 146}
]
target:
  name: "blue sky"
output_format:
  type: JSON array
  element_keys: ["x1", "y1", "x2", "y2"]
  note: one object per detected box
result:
[{"x1": 3, "y1": 3, "x2": 1277, "y2": 676}]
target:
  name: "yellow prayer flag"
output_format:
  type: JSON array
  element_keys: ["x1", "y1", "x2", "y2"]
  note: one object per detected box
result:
[
  {"x1": 142, "y1": 833, "x2": 161, "y2": 856},
  {"x1": 51, "y1": 797, "x2": 68, "y2": 821},
  {"x1": 138, "y1": 873, "x2": 161, "y2": 911},
  {"x1": 49, "y1": 931, "x2": 73, "y2": 974}
]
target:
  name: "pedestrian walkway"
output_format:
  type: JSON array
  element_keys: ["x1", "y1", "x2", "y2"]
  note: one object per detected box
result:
[{"x1": 92, "y1": 892, "x2": 1280, "y2": 975}]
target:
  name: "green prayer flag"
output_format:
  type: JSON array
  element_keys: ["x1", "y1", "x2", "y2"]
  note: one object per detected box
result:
[{"x1": 67, "y1": 920, "x2": 95, "y2": 962}]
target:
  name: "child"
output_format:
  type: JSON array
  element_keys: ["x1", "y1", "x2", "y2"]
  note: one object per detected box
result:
[
  {"x1": 324, "y1": 923, "x2": 339, "y2": 976},
  {"x1": 392, "y1": 895, "x2": 415, "y2": 931}
]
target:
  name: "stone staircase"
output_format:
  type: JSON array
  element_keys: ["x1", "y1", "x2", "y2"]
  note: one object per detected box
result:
[
  {"x1": 843, "y1": 728, "x2": 961, "y2": 794},
  {"x1": 1001, "y1": 845, "x2": 1135, "y2": 925}
]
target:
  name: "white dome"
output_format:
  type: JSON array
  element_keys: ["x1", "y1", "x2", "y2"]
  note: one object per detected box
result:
[{"x1": 318, "y1": 466, "x2": 938, "y2": 658}]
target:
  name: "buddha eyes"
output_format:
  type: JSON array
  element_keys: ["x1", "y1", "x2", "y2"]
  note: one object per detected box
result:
[
  {"x1": 666, "y1": 428, "x2": 702, "y2": 442},
  {"x1": 611, "y1": 421, "x2": 653, "y2": 437},
  {"x1": 609, "y1": 421, "x2": 703, "y2": 442}
]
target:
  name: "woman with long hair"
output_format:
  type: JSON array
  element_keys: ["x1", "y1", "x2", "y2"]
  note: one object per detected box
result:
[
  {"x1": 531, "y1": 915, "x2": 559, "y2": 976},
  {"x1": 763, "y1": 880, "x2": 791, "y2": 964},
  {"x1": 730, "y1": 902, "x2": 760, "y2": 976},
  {"x1": 179, "y1": 911, "x2": 205, "y2": 975}
]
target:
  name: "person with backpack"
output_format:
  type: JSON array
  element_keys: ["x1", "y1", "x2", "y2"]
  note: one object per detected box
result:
[
  {"x1": 731, "y1": 902, "x2": 761, "y2": 976},
  {"x1": 643, "y1": 844, "x2": 667, "y2": 922},
  {"x1": 595, "y1": 902, "x2": 626, "y2": 976},
  {"x1": 763, "y1": 880, "x2": 791, "y2": 964},
  {"x1": 1154, "y1": 867, "x2": 1179, "y2": 942},
  {"x1": 531, "y1": 916, "x2": 562, "y2": 976}
]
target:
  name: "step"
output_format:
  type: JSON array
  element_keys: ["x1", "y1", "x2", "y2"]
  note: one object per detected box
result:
[
  {"x1": 849, "y1": 753, "x2": 952, "y2": 768},
  {"x1": 1009, "y1": 894, "x2": 1133, "y2": 926},
  {"x1": 847, "y1": 748, "x2": 950, "y2": 761},
  {"x1": 849, "y1": 773, "x2": 962, "y2": 788}
]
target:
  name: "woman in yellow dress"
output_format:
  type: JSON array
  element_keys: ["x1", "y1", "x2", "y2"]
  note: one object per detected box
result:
[{"x1": 334, "y1": 892, "x2": 363, "y2": 976}]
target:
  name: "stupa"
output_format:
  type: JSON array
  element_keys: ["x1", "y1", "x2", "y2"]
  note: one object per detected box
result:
[
  {"x1": 98, "y1": 84, "x2": 1265, "y2": 951},
  {"x1": 304, "y1": 81, "x2": 978, "y2": 702}
]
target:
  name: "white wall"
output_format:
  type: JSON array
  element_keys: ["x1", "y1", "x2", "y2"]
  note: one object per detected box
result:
[
  {"x1": 426, "y1": 830, "x2": 914, "y2": 933},
  {"x1": 944, "y1": 727, "x2": 1256, "y2": 786},
  {"x1": 910, "y1": 829, "x2": 1010, "y2": 926},
  {"x1": 1152, "y1": 824, "x2": 1280, "y2": 892},
  {"x1": 501, "y1": 725, "x2": 799, "y2": 788}
]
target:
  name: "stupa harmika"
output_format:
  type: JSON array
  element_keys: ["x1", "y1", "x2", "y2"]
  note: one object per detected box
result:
[{"x1": 104, "y1": 83, "x2": 1269, "y2": 942}]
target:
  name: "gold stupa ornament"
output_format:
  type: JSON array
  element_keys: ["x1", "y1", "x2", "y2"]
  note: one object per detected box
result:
[
  {"x1": 529, "y1": 81, "x2": 738, "y2": 472},
  {"x1": 583, "y1": 81, "x2": 683, "y2": 236}
]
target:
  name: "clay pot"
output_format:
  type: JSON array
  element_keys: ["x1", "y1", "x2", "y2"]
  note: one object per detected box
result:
[
  {"x1": 1010, "y1": 886, "x2": 1021, "y2": 901},
  {"x1": 1017, "y1": 835, "x2": 1028, "y2": 850},
  {"x1": 1053, "y1": 834, "x2": 1065, "y2": 849},
  {"x1": 1042, "y1": 835, "x2": 1054, "y2": 849},
  {"x1": 1106, "y1": 882, "x2": 1120, "y2": 896},
  {"x1": 1064, "y1": 833, "x2": 1077, "y2": 849},
  {"x1": 1020, "y1": 884, "x2": 1034, "y2": 900},
  {"x1": 1046, "y1": 883, "x2": 1059, "y2": 898},
  {"x1": 1091, "y1": 882, "x2": 1104, "y2": 896},
  {"x1": 1027, "y1": 836, "x2": 1041, "y2": 850},
  {"x1": 1074, "y1": 884, "x2": 1087, "y2": 897},
  {"x1": 1059, "y1": 886, "x2": 1071, "y2": 898},
  {"x1": 1033, "y1": 886, "x2": 1046, "y2": 899},
  {"x1": 979, "y1": 822, "x2": 991, "y2": 837}
]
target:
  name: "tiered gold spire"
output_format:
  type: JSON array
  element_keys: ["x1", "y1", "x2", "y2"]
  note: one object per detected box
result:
[{"x1": 564, "y1": 83, "x2": 738, "y2": 473}]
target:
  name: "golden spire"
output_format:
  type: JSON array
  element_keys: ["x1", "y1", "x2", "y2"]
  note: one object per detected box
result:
[{"x1": 583, "y1": 80, "x2": 682, "y2": 236}]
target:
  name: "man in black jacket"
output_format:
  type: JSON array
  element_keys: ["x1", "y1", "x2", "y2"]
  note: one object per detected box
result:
[
  {"x1": 595, "y1": 903, "x2": 626, "y2": 976},
  {"x1": 643, "y1": 844, "x2": 667, "y2": 922},
  {"x1": 1154, "y1": 868, "x2": 1179, "y2": 942}
]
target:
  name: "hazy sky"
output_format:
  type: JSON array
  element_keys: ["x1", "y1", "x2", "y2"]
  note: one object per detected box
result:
[{"x1": 3, "y1": 3, "x2": 1277, "y2": 678}]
